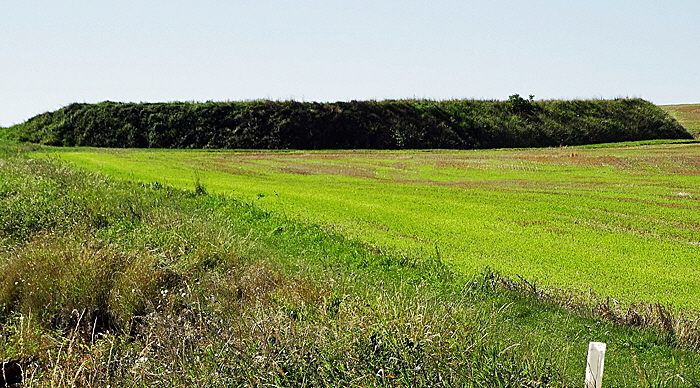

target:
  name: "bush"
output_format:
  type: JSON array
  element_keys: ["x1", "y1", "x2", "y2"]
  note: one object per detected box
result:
[{"x1": 9, "y1": 98, "x2": 692, "y2": 150}]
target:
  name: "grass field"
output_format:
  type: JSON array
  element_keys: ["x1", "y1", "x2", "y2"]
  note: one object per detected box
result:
[
  {"x1": 42, "y1": 140, "x2": 700, "y2": 310},
  {"x1": 0, "y1": 140, "x2": 698, "y2": 386},
  {"x1": 661, "y1": 104, "x2": 700, "y2": 136}
]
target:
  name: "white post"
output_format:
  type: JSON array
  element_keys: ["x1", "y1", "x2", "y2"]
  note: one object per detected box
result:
[{"x1": 585, "y1": 342, "x2": 606, "y2": 388}]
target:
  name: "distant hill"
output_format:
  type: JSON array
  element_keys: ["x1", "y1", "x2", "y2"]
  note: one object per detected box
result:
[
  {"x1": 660, "y1": 104, "x2": 700, "y2": 138},
  {"x1": 3, "y1": 97, "x2": 692, "y2": 149}
]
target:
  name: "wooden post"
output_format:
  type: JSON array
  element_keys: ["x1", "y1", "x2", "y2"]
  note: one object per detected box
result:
[{"x1": 585, "y1": 342, "x2": 606, "y2": 388}]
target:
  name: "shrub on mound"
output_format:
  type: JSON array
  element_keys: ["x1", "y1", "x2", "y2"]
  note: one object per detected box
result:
[{"x1": 6, "y1": 97, "x2": 692, "y2": 149}]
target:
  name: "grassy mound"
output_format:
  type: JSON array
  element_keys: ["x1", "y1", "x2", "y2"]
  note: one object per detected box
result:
[{"x1": 3, "y1": 97, "x2": 691, "y2": 149}]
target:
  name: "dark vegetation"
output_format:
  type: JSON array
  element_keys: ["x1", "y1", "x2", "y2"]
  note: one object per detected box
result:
[
  {"x1": 1, "y1": 143, "x2": 700, "y2": 386},
  {"x1": 4, "y1": 96, "x2": 691, "y2": 149}
]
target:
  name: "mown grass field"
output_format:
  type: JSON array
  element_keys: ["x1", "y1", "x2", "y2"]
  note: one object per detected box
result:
[{"x1": 43, "y1": 140, "x2": 700, "y2": 310}]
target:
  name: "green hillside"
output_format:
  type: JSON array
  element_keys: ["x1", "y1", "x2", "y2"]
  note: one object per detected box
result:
[
  {"x1": 661, "y1": 103, "x2": 700, "y2": 137},
  {"x1": 4, "y1": 97, "x2": 692, "y2": 149}
]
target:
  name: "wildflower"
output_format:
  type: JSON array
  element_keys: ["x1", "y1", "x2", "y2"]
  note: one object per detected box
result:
[{"x1": 254, "y1": 355, "x2": 266, "y2": 363}]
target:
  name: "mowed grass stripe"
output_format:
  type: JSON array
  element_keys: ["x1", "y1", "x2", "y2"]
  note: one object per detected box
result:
[{"x1": 45, "y1": 143, "x2": 700, "y2": 309}]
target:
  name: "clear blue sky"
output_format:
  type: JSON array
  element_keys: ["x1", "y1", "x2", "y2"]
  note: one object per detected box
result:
[{"x1": 1, "y1": 0, "x2": 698, "y2": 127}]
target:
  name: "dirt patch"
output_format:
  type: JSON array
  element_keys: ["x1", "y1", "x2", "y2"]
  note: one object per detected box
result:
[{"x1": 199, "y1": 145, "x2": 700, "y2": 183}]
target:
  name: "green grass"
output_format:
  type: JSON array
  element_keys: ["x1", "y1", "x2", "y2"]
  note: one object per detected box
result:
[
  {"x1": 41, "y1": 142, "x2": 700, "y2": 311},
  {"x1": 661, "y1": 104, "x2": 700, "y2": 135},
  {"x1": 3, "y1": 143, "x2": 700, "y2": 386}
]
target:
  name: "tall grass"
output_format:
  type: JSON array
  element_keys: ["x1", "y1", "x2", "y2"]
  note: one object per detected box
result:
[{"x1": 1, "y1": 147, "x2": 699, "y2": 386}]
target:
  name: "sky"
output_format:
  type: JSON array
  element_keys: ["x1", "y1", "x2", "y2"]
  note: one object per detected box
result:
[{"x1": 1, "y1": 0, "x2": 699, "y2": 127}]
